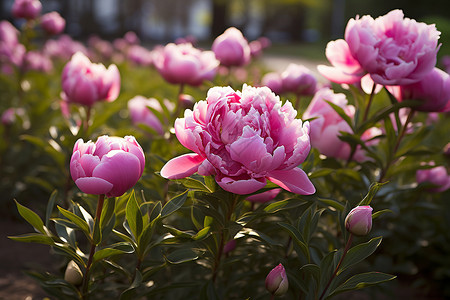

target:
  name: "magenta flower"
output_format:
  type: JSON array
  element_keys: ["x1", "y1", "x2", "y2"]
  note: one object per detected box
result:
[
  {"x1": 70, "y1": 136, "x2": 145, "y2": 198},
  {"x1": 44, "y1": 35, "x2": 88, "y2": 61},
  {"x1": 40, "y1": 11, "x2": 65, "y2": 35},
  {"x1": 1, "y1": 108, "x2": 16, "y2": 125},
  {"x1": 281, "y1": 63, "x2": 317, "y2": 96},
  {"x1": 416, "y1": 162, "x2": 450, "y2": 193},
  {"x1": 265, "y1": 263, "x2": 289, "y2": 296},
  {"x1": 161, "y1": 85, "x2": 315, "y2": 195},
  {"x1": 317, "y1": 39, "x2": 364, "y2": 84},
  {"x1": 345, "y1": 206, "x2": 373, "y2": 236},
  {"x1": 212, "y1": 27, "x2": 251, "y2": 67},
  {"x1": 345, "y1": 9, "x2": 440, "y2": 85},
  {"x1": 396, "y1": 68, "x2": 450, "y2": 112},
  {"x1": 127, "y1": 44, "x2": 154, "y2": 66},
  {"x1": 61, "y1": 52, "x2": 120, "y2": 107},
  {"x1": 261, "y1": 72, "x2": 283, "y2": 95},
  {"x1": 128, "y1": 96, "x2": 165, "y2": 135},
  {"x1": 154, "y1": 43, "x2": 218, "y2": 86},
  {"x1": 12, "y1": 0, "x2": 42, "y2": 20},
  {"x1": 303, "y1": 88, "x2": 380, "y2": 162},
  {"x1": 23, "y1": 50, "x2": 53, "y2": 73}
]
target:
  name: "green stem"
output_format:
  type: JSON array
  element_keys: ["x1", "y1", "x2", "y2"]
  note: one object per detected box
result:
[
  {"x1": 362, "y1": 84, "x2": 377, "y2": 123},
  {"x1": 81, "y1": 194, "x2": 105, "y2": 299},
  {"x1": 83, "y1": 106, "x2": 92, "y2": 137},
  {"x1": 319, "y1": 234, "x2": 353, "y2": 300}
]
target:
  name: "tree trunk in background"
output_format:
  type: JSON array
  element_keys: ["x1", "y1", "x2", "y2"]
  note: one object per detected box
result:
[{"x1": 211, "y1": 0, "x2": 228, "y2": 39}]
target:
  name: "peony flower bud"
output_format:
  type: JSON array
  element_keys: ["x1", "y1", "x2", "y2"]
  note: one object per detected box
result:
[
  {"x1": 265, "y1": 263, "x2": 289, "y2": 296},
  {"x1": 70, "y1": 135, "x2": 145, "y2": 198},
  {"x1": 12, "y1": 0, "x2": 42, "y2": 20},
  {"x1": 64, "y1": 260, "x2": 83, "y2": 286},
  {"x1": 127, "y1": 96, "x2": 164, "y2": 135},
  {"x1": 416, "y1": 162, "x2": 450, "y2": 193},
  {"x1": 212, "y1": 27, "x2": 251, "y2": 67},
  {"x1": 41, "y1": 11, "x2": 65, "y2": 35},
  {"x1": 1, "y1": 108, "x2": 16, "y2": 126},
  {"x1": 345, "y1": 206, "x2": 373, "y2": 236}
]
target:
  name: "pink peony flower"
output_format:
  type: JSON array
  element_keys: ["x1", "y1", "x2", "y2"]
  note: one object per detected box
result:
[
  {"x1": 12, "y1": 0, "x2": 42, "y2": 20},
  {"x1": 345, "y1": 206, "x2": 373, "y2": 236},
  {"x1": 281, "y1": 63, "x2": 317, "y2": 96},
  {"x1": 161, "y1": 85, "x2": 315, "y2": 195},
  {"x1": 212, "y1": 27, "x2": 251, "y2": 67},
  {"x1": 0, "y1": 21, "x2": 25, "y2": 71},
  {"x1": 43, "y1": 35, "x2": 88, "y2": 61},
  {"x1": 345, "y1": 9, "x2": 440, "y2": 85},
  {"x1": 153, "y1": 43, "x2": 219, "y2": 86},
  {"x1": 70, "y1": 136, "x2": 145, "y2": 198},
  {"x1": 416, "y1": 162, "x2": 450, "y2": 193},
  {"x1": 40, "y1": 11, "x2": 65, "y2": 35},
  {"x1": 23, "y1": 50, "x2": 53, "y2": 73},
  {"x1": 303, "y1": 88, "x2": 379, "y2": 162},
  {"x1": 126, "y1": 44, "x2": 154, "y2": 66},
  {"x1": 261, "y1": 72, "x2": 283, "y2": 95},
  {"x1": 265, "y1": 263, "x2": 289, "y2": 296},
  {"x1": 395, "y1": 68, "x2": 450, "y2": 112},
  {"x1": 61, "y1": 52, "x2": 120, "y2": 107},
  {"x1": 317, "y1": 39, "x2": 364, "y2": 84},
  {"x1": 1, "y1": 108, "x2": 16, "y2": 125},
  {"x1": 127, "y1": 96, "x2": 164, "y2": 135},
  {"x1": 246, "y1": 188, "x2": 282, "y2": 203}
]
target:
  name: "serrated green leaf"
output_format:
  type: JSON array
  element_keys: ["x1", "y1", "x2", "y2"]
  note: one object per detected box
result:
[
  {"x1": 328, "y1": 272, "x2": 396, "y2": 298},
  {"x1": 164, "y1": 248, "x2": 198, "y2": 264},
  {"x1": 338, "y1": 237, "x2": 382, "y2": 275},
  {"x1": 14, "y1": 200, "x2": 45, "y2": 234},
  {"x1": 161, "y1": 190, "x2": 188, "y2": 217},
  {"x1": 126, "y1": 191, "x2": 143, "y2": 240}
]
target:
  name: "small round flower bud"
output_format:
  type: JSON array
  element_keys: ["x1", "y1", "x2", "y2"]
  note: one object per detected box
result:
[
  {"x1": 345, "y1": 205, "x2": 373, "y2": 236},
  {"x1": 64, "y1": 260, "x2": 83, "y2": 286},
  {"x1": 265, "y1": 263, "x2": 289, "y2": 296}
]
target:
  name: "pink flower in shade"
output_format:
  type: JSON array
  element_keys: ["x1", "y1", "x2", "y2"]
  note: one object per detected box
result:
[
  {"x1": 61, "y1": 52, "x2": 120, "y2": 107},
  {"x1": 12, "y1": 0, "x2": 42, "y2": 20},
  {"x1": 281, "y1": 64, "x2": 317, "y2": 96},
  {"x1": 345, "y1": 9, "x2": 440, "y2": 86},
  {"x1": 123, "y1": 31, "x2": 140, "y2": 45},
  {"x1": 249, "y1": 40, "x2": 263, "y2": 58},
  {"x1": 416, "y1": 162, "x2": 450, "y2": 193},
  {"x1": 345, "y1": 206, "x2": 373, "y2": 236},
  {"x1": 161, "y1": 85, "x2": 315, "y2": 195},
  {"x1": 44, "y1": 35, "x2": 88, "y2": 61},
  {"x1": 246, "y1": 188, "x2": 281, "y2": 203},
  {"x1": 127, "y1": 96, "x2": 164, "y2": 135},
  {"x1": 212, "y1": 27, "x2": 251, "y2": 67},
  {"x1": 127, "y1": 44, "x2": 153, "y2": 66},
  {"x1": 153, "y1": 43, "x2": 219, "y2": 86},
  {"x1": 223, "y1": 239, "x2": 237, "y2": 255},
  {"x1": 261, "y1": 72, "x2": 283, "y2": 95},
  {"x1": 70, "y1": 136, "x2": 145, "y2": 198},
  {"x1": 395, "y1": 68, "x2": 450, "y2": 112},
  {"x1": 303, "y1": 88, "x2": 380, "y2": 162},
  {"x1": 0, "y1": 21, "x2": 25, "y2": 71},
  {"x1": 23, "y1": 50, "x2": 53, "y2": 73},
  {"x1": 1, "y1": 108, "x2": 16, "y2": 125},
  {"x1": 40, "y1": 12, "x2": 65, "y2": 35},
  {"x1": 265, "y1": 263, "x2": 289, "y2": 296},
  {"x1": 317, "y1": 39, "x2": 364, "y2": 84}
]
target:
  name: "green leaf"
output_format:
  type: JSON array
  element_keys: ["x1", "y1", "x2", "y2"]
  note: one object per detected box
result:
[
  {"x1": 126, "y1": 191, "x2": 143, "y2": 240},
  {"x1": 100, "y1": 197, "x2": 115, "y2": 230},
  {"x1": 161, "y1": 190, "x2": 188, "y2": 218},
  {"x1": 264, "y1": 198, "x2": 307, "y2": 213},
  {"x1": 372, "y1": 209, "x2": 393, "y2": 219},
  {"x1": 119, "y1": 269, "x2": 143, "y2": 300},
  {"x1": 150, "y1": 201, "x2": 162, "y2": 222},
  {"x1": 14, "y1": 200, "x2": 45, "y2": 234},
  {"x1": 358, "y1": 182, "x2": 387, "y2": 206},
  {"x1": 164, "y1": 248, "x2": 198, "y2": 264},
  {"x1": 175, "y1": 177, "x2": 213, "y2": 193},
  {"x1": 325, "y1": 100, "x2": 354, "y2": 130},
  {"x1": 57, "y1": 206, "x2": 91, "y2": 237},
  {"x1": 318, "y1": 198, "x2": 345, "y2": 212},
  {"x1": 45, "y1": 190, "x2": 58, "y2": 228},
  {"x1": 278, "y1": 222, "x2": 309, "y2": 260},
  {"x1": 8, "y1": 233, "x2": 54, "y2": 245},
  {"x1": 328, "y1": 272, "x2": 396, "y2": 298},
  {"x1": 338, "y1": 237, "x2": 382, "y2": 275},
  {"x1": 192, "y1": 226, "x2": 210, "y2": 240},
  {"x1": 92, "y1": 243, "x2": 134, "y2": 264}
]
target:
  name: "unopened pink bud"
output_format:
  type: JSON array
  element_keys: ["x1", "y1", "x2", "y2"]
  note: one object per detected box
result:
[
  {"x1": 12, "y1": 0, "x2": 42, "y2": 20},
  {"x1": 41, "y1": 11, "x2": 65, "y2": 35},
  {"x1": 265, "y1": 263, "x2": 289, "y2": 296},
  {"x1": 345, "y1": 206, "x2": 373, "y2": 236}
]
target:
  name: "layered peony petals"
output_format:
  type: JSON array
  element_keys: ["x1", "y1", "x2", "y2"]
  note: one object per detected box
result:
[
  {"x1": 267, "y1": 168, "x2": 315, "y2": 195},
  {"x1": 75, "y1": 177, "x2": 113, "y2": 196}
]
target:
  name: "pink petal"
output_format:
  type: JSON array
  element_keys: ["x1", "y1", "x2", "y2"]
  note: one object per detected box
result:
[
  {"x1": 75, "y1": 177, "x2": 113, "y2": 195},
  {"x1": 267, "y1": 168, "x2": 315, "y2": 195},
  {"x1": 160, "y1": 153, "x2": 205, "y2": 179},
  {"x1": 317, "y1": 65, "x2": 362, "y2": 84},
  {"x1": 216, "y1": 175, "x2": 267, "y2": 194}
]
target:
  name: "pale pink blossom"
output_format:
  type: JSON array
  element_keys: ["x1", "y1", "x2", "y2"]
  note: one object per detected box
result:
[
  {"x1": 40, "y1": 11, "x2": 65, "y2": 35},
  {"x1": 128, "y1": 96, "x2": 164, "y2": 135},
  {"x1": 12, "y1": 0, "x2": 41, "y2": 20},
  {"x1": 261, "y1": 72, "x2": 283, "y2": 95},
  {"x1": 345, "y1": 206, "x2": 373, "y2": 236},
  {"x1": 281, "y1": 63, "x2": 317, "y2": 95},
  {"x1": 265, "y1": 264, "x2": 289, "y2": 296},
  {"x1": 70, "y1": 136, "x2": 145, "y2": 197},
  {"x1": 212, "y1": 27, "x2": 251, "y2": 67},
  {"x1": 161, "y1": 85, "x2": 315, "y2": 195},
  {"x1": 416, "y1": 162, "x2": 450, "y2": 193}
]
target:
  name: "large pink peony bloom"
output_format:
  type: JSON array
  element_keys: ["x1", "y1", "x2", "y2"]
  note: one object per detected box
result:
[
  {"x1": 40, "y1": 11, "x2": 65, "y2": 35},
  {"x1": 61, "y1": 52, "x2": 120, "y2": 107},
  {"x1": 345, "y1": 9, "x2": 440, "y2": 85},
  {"x1": 395, "y1": 68, "x2": 450, "y2": 112},
  {"x1": 154, "y1": 43, "x2": 219, "y2": 86},
  {"x1": 303, "y1": 88, "x2": 380, "y2": 162},
  {"x1": 212, "y1": 27, "x2": 251, "y2": 67},
  {"x1": 12, "y1": 0, "x2": 41, "y2": 20},
  {"x1": 161, "y1": 85, "x2": 315, "y2": 195},
  {"x1": 70, "y1": 136, "x2": 145, "y2": 198}
]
